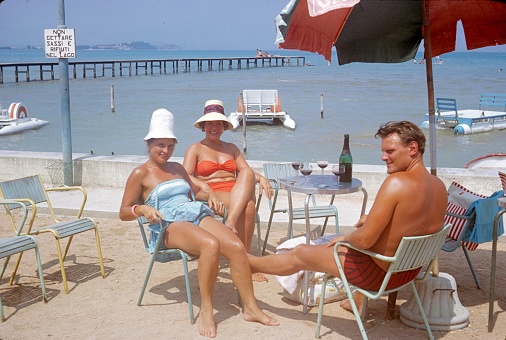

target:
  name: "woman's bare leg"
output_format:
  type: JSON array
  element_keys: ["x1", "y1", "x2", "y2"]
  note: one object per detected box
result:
[
  {"x1": 216, "y1": 191, "x2": 266, "y2": 282},
  {"x1": 224, "y1": 168, "x2": 255, "y2": 231},
  {"x1": 164, "y1": 221, "x2": 220, "y2": 338},
  {"x1": 199, "y1": 217, "x2": 279, "y2": 326}
]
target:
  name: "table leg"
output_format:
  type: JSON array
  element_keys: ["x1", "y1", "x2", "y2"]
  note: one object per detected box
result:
[
  {"x1": 287, "y1": 190, "x2": 294, "y2": 239},
  {"x1": 303, "y1": 193, "x2": 312, "y2": 314}
]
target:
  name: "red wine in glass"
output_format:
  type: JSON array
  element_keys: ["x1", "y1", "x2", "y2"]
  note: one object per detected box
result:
[
  {"x1": 332, "y1": 164, "x2": 346, "y2": 187},
  {"x1": 317, "y1": 160, "x2": 329, "y2": 174},
  {"x1": 300, "y1": 162, "x2": 312, "y2": 183},
  {"x1": 291, "y1": 160, "x2": 302, "y2": 177}
]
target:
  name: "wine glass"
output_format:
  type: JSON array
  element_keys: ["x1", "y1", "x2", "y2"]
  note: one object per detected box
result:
[
  {"x1": 332, "y1": 164, "x2": 346, "y2": 187},
  {"x1": 300, "y1": 162, "x2": 313, "y2": 184},
  {"x1": 291, "y1": 160, "x2": 302, "y2": 177},
  {"x1": 317, "y1": 160, "x2": 329, "y2": 174}
]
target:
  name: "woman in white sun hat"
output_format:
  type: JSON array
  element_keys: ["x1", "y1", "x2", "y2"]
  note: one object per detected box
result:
[
  {"x1": 183, "y1": 100, "x2": 272, "y2": 282},
  {"x1": 120, "y1": 108, "x2": 279, "y2": 338}
]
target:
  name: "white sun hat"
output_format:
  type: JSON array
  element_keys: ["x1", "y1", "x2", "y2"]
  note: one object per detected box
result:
[
  {"x1": 144, "y1": 108, "x2": 178, "y2": 142},
  {"x1": 193, "y1": 99, "x2": 232, "y2": 130}
]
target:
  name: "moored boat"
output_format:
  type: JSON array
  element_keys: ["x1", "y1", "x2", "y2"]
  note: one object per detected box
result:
[
  {"x1": 465, "y1": 152, "x2": 506, "y2": 170},
  {"x1": 228, "y1": 89, "x2": 296, "y2": 130},
  {"x1": 0, "y1": 102, "x2": 49, "y2": 136},
  {"x1": 421, "y1": 94, "x2": 506, "y2": 134}
]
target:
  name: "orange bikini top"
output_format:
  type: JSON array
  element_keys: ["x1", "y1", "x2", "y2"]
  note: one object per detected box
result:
[{"x1": 196, "y1": 159, "x2": 237, "y2": 177}]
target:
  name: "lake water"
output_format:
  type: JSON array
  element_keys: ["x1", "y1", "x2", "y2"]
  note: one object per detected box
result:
[{"x1": 0, "y1": 49, "x2": 505, "y2": 168}]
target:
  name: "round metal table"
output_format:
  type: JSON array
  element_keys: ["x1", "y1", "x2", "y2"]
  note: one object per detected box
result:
[{"x1": 279, "y1": 175, "x2": 368, "y2": 313}]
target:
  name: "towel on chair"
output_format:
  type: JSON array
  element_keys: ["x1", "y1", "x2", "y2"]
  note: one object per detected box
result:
[{"x1": 464, "y1": 190, "x2": 505, "y2": 244}]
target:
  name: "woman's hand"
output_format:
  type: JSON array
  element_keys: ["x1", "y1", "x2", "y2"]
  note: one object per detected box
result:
[
  {"x1": 207, "y1": 192, "x2": 225, "y2": 215},
  {"x1": 259, "y1": 176, "x2": 274, "y2": 199},
  {"x1": 137, "y1": 205, "x2": 164, "y2": 224}
]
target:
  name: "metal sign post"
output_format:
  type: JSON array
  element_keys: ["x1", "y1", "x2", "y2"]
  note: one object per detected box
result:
[{"x1": 44, "y1": 0, "x2": 75, "y2": 186}]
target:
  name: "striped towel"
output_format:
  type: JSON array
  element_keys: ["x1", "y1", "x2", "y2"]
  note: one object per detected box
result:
[{"x1": 445, "y1": 181, "x2": 487, "y2": 251}]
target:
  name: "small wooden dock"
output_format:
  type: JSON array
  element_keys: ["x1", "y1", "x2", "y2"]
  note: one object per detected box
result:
[{"x1": 0, "y1": 56, "x2": 305, "y2": 84}]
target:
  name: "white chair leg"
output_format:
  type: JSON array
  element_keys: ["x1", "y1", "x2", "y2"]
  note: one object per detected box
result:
[{"x1": 410, "y1": 282, "x2": 434, "y2": 340}]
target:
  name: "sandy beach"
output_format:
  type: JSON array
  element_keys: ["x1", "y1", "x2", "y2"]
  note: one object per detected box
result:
[{"x1": 1, "y1": 209, "x2": 506, "y2": 339}]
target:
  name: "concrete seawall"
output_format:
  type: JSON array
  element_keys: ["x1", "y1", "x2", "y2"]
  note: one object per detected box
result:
[
  {"x1": 1, "y1": 150, "x2": 503, "y2": 196},
  {"x1": 1, "y1": 150, "x2": 504, "y2": 229}
]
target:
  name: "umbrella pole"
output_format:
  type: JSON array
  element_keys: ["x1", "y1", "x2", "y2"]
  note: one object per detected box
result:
[
  {"x1": 423, "y1": 0, "x2": 437, "y2": 177},
  {"x1": 240, "y1": 91, "x2": 247, "y2": 153}
]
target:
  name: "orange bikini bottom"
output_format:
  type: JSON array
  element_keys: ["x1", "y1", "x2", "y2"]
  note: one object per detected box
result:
[{"x1": 207, "y1": 180, "x2": 236, "y2": 192}]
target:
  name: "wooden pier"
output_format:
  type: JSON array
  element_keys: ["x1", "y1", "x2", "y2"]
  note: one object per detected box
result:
[{"x1": 0, "y1": 56, "x2": 305, "y2": 84}]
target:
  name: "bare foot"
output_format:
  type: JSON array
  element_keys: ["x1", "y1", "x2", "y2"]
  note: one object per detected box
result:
[
  {"x1": 252, "y1": 272, "x2": 268, "y2": 282},
  {"x1": 340, "y1": 293, "x2": 365, "y2": 316},
  {"x1": 224, "y1": 220, "x2": 238, "y2": 234},
  {"x1": 199, "y1": 305, "x2": 217, "y2": 338},
  {"x1": 243, "y1": 305, "x2": 280, "y2": 326}
]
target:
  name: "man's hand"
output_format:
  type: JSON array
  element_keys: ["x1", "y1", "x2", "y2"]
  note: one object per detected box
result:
[
  {"x1": 327, "y1": 234, "x2": 348, "y2": 247},
  {"x1": 354, "y1": 214, "x2": 368, "y2": 228}
]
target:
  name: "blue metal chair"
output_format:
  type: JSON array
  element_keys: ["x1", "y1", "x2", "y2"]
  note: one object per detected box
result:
[
  {"x1": 136, "y1": 216, "x2": 197, "y2": 324},
  {"x1": 0, "y1": 175, "x2": 105, "y2": 294},
  {"x1": 0, "y1": 199, "x2": 47, "y2": 321}
]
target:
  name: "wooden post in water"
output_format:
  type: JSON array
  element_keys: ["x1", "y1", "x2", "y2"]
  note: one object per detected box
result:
[
  {"x1": 240, "y1": 91, "x2": 247, "y2": 153},
  {"x1": 320, "y1": 93, "x2": 324, "y2": 118},
  {"x1": 110, "y1": 85, "x2": 115, "y2": 112}
]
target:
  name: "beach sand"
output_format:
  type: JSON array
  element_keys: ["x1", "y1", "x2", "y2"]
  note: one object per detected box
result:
[{"x1": 1, "y1": 213, "x2": 506, "y2": 339}]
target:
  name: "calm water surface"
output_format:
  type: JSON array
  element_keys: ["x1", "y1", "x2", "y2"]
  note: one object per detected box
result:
[{"x1": 1, "y1": 49, "x2": 505, "y2": 168}]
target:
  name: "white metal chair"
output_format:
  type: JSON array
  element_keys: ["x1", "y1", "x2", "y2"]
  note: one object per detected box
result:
[
  {"x1": 261, "y1": 163, "x2": 338, "y2": 255},
  {"x1": 315, "y1": 223, "x2": 451, "y2": 340},
  {"x1": 0, "y1": 199, "x2": 47, "y2": 321},
  {"x1": 137, "y1": 216, "x2": 197, "y2": 323}
]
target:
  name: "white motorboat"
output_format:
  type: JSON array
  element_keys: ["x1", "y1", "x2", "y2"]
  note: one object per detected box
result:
[
  {"x1": 228, "y1": 89, "x2": 296, "y2": 130},
  {"x1": 465, "y1": 153, "x2": 506, "y2": 170},
  {"x1": 0, "y1": 102, "x2": 49, "y2": 136}
]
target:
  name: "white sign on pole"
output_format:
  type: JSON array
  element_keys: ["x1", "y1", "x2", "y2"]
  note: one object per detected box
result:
[{"x1": 44, "y1": 28, "x2": 76, "y2": 58}]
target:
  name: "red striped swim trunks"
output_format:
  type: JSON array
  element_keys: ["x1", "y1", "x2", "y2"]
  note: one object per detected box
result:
[{"x1": 341, "y1": 248, "x2": 421, "y2": 291}]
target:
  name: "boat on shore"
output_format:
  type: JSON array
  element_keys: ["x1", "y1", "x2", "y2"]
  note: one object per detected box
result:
[
  {"x1": 421, "y1": 94, "x2": 506, "y2": 134},
  {"x1": 465, "y1": 153, "x2": 506, "y2": 170},
  {"x1": 228, "y1": 89, "x2": 296, "y2": 130},
  {"x1": 0, "y1": 102, "x2": 49, "y2": 136}
]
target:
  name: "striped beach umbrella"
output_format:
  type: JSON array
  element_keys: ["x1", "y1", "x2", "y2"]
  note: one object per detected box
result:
[{"x1": 274, "y1": 0, "x2": 506, "y2": 174}]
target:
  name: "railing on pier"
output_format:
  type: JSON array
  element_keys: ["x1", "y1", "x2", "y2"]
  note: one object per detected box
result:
[{"x1": 0, "y1": 56, "x2": 305, "y2": 84}]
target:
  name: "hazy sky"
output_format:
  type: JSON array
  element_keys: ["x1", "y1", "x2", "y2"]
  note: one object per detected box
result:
[
  {"x1": 1, "y1": 0, "x2": 504, "y2": 52},
  {"x1": 0, "y1": 0, "x2": 288, "y2": 50}
]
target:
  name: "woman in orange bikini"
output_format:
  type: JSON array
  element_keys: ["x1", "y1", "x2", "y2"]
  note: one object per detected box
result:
[{"x1": 183, "y1": 100, "x2": 272, "y2": 282}]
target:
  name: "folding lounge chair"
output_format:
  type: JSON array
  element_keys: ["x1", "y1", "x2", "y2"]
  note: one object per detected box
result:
[
  {"x1": 0, "y1": 200, "x2": 47, "y2": 321},
  {"x1": 137, "y1": 216, "x2": 197, "y2": 323},
  {"x1": 315, "y1": 223, "x2": 451, "y2": 340},
  {"x1": 0, "y1": 175, "x2": 105, "y2": 294},
  {"x1": 261, "y1": 163, "x2": 338, "y2": 255},
  {"x1": 442, "y1": 181, "x2": 488, "y2": 289}
]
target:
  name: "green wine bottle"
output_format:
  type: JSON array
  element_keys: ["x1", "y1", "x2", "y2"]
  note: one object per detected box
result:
[{"x1": 339, "y1": 134, "x2": 353, "y2": 182}]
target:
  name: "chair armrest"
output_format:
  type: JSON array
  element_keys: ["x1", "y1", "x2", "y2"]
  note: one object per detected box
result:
[
  {"x1": 333, "y1": 241, "x2": 396, "y2": 264},
  {"x1": 0, "y1": 199, "x2": 29, "y2": 236},
  {"x1": 445, "y1": 211, "x2": 473, "y2": 220},
  {"x1": 46, "y1": 185, "x2": 88, "y2": 218}
]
